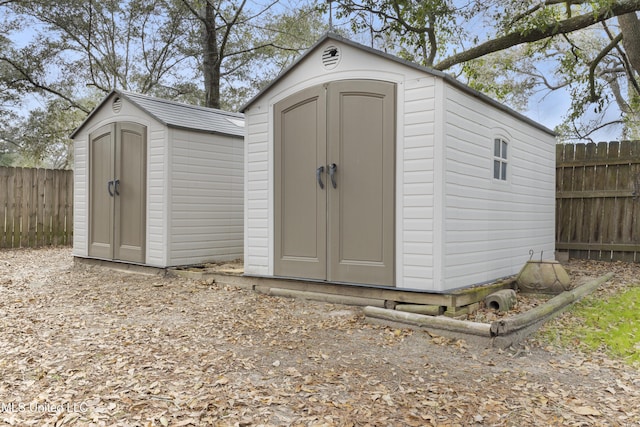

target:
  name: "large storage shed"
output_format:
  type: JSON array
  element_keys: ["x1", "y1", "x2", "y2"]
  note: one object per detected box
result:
[
  {"x1": 242, "y1": 33, "x2": 557, "y2": 293},
  {"x1": 72, "y1": 90, "x2": 244, "y2": 268}
]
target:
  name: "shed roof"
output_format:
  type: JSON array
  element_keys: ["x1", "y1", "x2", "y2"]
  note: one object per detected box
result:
[
  {"x1": 71, "y1": 89, "x2": 245, "y2": 139},
  {"x1": 241, "y1": 32, "x2": 555, "y2": 136}
]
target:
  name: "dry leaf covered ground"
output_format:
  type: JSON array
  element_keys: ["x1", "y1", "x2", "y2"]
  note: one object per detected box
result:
[{"x1": 0, "y1": 248, "x2": 639, "y2": 427}]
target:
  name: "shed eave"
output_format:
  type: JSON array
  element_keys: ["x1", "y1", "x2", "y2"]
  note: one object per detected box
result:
[
  {"x1": 165, "y1": 124, "x2": 245, "y2": 139},
  {"x1": 70, "y1": 89, "x2": 245, "y2": 139},
  {"x1": 440, "y1": 74, "x2": 557, "y2": 136},
  {"x1": 69, "y1": 89, "x2": 119, "y2": 139},
  {"x1": 240, "y1": 32, "x2": 556, "y2": 137}
]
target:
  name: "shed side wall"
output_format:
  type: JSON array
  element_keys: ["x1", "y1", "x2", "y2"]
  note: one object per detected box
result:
[
  {"x1": 442, "y1": 84, "x2": 556, "y2": 290},
  {"x1": 168, "y1": 129, "x2": 244, "y2": 266}
]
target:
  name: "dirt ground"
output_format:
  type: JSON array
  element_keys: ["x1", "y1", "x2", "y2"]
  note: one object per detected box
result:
[{"x1": 0, "y1": 248, "x2": 638, "y2": 426}]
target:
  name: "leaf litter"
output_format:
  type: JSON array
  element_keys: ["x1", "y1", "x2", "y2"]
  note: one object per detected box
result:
[{"x1": 0, "y1": 248, "x2": 638, "y2": 426}]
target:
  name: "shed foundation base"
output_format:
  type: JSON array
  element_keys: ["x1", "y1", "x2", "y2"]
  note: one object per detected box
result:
[{"x1": 168, "y1": 266, "x2": 515, "y2": 311}]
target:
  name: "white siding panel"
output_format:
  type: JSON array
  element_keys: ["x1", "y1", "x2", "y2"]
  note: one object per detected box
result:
[
  {"x1": 244, "y1": 108, "x2": 270, "y2": 275},
  {"x1": 405, "y1": 122, "x2": 434, "y2": 138},
  {"x1": 405, "y1": 82, "x2": 435, "y2": 101},
  {"x1": 442, "y1": 84, "x2": 556, "y2": 289},
  {"x1": 403, "y1": 268, "x2": 435, "y2": 289},
  {"x1": 145, "y1": 126, "x2": 168, "y2": 267},
  {"x1": 400, "y1": 77, "x2": 437, "y2": 290},
  {"x1": 404, "y1": 170, "x2": 433, "y2": 184},
  {"x1": 168, "y1": 129, "x2": 244, "y2": 266},
  {"x1": 73, "y1": 139, "x2": 88, "y2": 256}
]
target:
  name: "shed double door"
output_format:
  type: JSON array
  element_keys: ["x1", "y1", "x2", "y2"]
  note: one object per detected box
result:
[
  {"x1": 89, "y1": 122, "x2": 146, "y2": 263},
  {"x1": 275, "y1": 80, "x2": 395, "y2": 286}
]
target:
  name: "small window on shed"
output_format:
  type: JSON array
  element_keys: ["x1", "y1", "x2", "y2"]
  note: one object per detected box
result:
[{"x1": 493, "y1": 138, "x2": 508, "y2": 181}]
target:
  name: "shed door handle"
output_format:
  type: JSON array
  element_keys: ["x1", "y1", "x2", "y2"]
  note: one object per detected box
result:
[
  {"x1": 107, "y1": 180, "x2": 114, "y2": 197},
  {"x1": 329, "y1": 163, "x2": 337, "y2": 188},
  {"x1": 114, "y1": 179, "x2": 120, "y2": 196},
  {"x1": 316, "y1": 166, "x2": 325, "y2": 189}
]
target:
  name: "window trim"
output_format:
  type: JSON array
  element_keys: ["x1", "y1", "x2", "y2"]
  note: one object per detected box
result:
[{"x1": 493, "y1": 137, "x2": 508, "y2": 181}]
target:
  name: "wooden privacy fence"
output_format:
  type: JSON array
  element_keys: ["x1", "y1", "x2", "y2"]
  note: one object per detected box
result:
[
  {"x1": 556, "y1": 140, "x2": 640, "y2": 261},
  {"x1": 1, "y1": 145, "x2": 640, "y2": 256},
  {"x1": 0, "y1": 167, "x2": 73, "y2": 248}
]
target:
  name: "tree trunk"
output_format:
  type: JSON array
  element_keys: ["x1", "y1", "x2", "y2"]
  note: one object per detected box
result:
[
  {"x1": 618, "y1": 12, "x2": 640, "y2": 75},
  {"x1": 202, "y1": 1, "x2": 220, "y2": 109}
]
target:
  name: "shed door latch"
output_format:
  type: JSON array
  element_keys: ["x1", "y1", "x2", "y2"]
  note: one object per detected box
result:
[
  {"x1": 329, "y1": 163, "x2": 337, "y2": 188},
  {"x1": 316, "y1": 166, "x2": 325, "y2": 189}
]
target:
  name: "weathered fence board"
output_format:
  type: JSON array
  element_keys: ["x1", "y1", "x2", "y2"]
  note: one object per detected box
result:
[
  {"x1": 0, "y1": 168, "x2": 8, "y2": 247},
  {"x1": 0, "y1": 167, "x2": 73, "y2": 249},
  {"x1": 3, "y1": 143, "x2": 640, "y2": 257},
  {"x1": 556, "y1": 141, "x2": 640, "y2": 261}
]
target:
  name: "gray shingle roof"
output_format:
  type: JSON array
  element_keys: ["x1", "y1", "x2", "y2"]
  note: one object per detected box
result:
[{"x1": 71, "y1": 90, "x2": 245, "y2": 139}]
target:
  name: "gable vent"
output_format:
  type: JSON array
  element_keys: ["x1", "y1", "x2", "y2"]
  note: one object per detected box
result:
[
  {"x1": 322, "y1": 45, "x2": 341, "y2": 70},
  {"x1": 112, "y1": 96, "x2": 122, "y2": 114}
]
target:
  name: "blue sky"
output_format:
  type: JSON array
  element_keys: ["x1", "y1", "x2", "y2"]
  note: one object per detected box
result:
[
  {"x1": 325, "y1": 5, "x2": 623, "y2": 143},
  {"x1": 6, "y1": 3, "x2": 623, "y2": 142}
]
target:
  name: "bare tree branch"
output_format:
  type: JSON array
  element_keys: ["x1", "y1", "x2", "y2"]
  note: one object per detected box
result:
[
  {"x1": 569, "y1": 118, "x2": 625, "y2": 142},
  {"x1": 589, "y1": 33, "x2": 624, "y2": 101},
  {"x1": 0, "y1": 56, "x2": 91, "y2": 113},
  {"x1": 0, "y1": 135, "x2": 22, "y2": 148},
  {"x1": 508, "y1": 0, "x2": 586, "y2": 26},
  {"x1": 434, "y1": 0, "x2": 640, "y2": 71}
]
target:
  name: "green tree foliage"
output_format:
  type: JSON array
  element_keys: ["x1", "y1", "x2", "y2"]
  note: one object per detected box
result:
[
  {"x1": 464, "y1": 30, "x2": 639, "y2": 141},
  {"x1": 5, "y1": 99, "x2": 89, "y2": 168},
  {"x1": 331, "y1": 0, "x2": 463, "y2": 66},
  {"x1": 0, "y1": 34, "x2": 22, "y2": 166},
  {"x1": 0, "y1": 0, "x2": 200, "y2": 167},
  {"x1": 6, "y1": 1, "x2": 640, "y2": 166},
  {"x1": 2, "y1": 0, "x2": 197, "y2": 108},
  {"x1": 332, "y1": 0, "x2": 640, "y2": 141},
  {"x1": 0, "y1": 0, "x2": 323, "y2": 166}
]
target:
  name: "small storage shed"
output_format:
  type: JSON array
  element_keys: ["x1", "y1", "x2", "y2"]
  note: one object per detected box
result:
[
  {"x1": 71, "y1": 90, "x2": 244, "y2": 268},
  {"x1": 242, "y1": 33, "x2": 557, "y2": 293}
]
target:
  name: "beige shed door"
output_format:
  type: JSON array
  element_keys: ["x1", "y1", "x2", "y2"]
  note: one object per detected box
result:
[
  {"x1": 89, "y1": 122, "x2": 146, "y2": 263},
  {"x1": 275, "y1": 80, "x2": 395, "y2": 286}
]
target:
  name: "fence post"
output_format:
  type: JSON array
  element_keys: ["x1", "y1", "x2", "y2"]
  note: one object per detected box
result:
[
  {"x1": 25, "y1": 168, "x2": 37, "y2": 247},
  {"x1": 36, "y1": 168, "x2": 46, "y2": 246},
  {"x1": 44, "y1": 168, "x2": 54, "y2": 246}
]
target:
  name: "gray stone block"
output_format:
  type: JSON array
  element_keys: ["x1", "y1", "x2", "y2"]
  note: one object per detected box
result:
[{"x1": 484, "y1": 289, "x2": 517, "y2": 312}]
